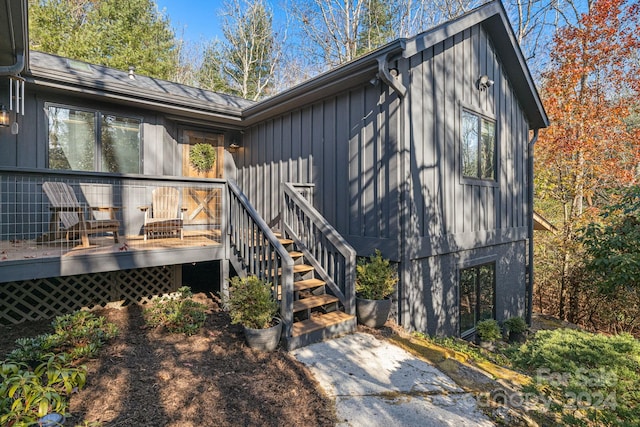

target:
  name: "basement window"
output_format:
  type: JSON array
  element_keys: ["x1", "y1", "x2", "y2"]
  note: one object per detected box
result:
[
  {"x1": 47, "y1": 104, "x2": 142, "y2": 174},
  {"x1": 459, "y1": 262, "x2": 496, "y2": 337},
  {"x1": 461, "y1": 109, "x2": 496, "y2": 180}
]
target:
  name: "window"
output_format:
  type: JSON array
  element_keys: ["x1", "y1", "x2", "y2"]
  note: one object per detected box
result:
[
  {"x1": 47, "y1": 105, "x2": 141, "y2": 174},
  {"x1": 461, "y1": 110, "x2": 496, "y2": 180},
  {"x1": 459, "y1": 263, "x2": 495, "y2": 336}
]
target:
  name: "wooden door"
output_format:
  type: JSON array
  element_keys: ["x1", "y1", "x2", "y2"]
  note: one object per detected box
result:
[{"x1": 182, "y1": 130, "x2": 223, "y2": 226}]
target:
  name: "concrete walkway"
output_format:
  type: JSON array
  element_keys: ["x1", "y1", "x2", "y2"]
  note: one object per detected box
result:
[{"x1": 291, "y1": 333, "x2": 495, "y2": 427}]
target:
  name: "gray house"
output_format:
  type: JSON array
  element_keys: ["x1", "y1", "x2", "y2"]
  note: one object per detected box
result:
[{"x1": 0, "y1": 0, "x2": 547, "y2": 348}]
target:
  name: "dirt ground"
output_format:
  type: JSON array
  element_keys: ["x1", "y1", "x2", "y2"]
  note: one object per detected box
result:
[{"x1": 0, "y1": 293, "x2": 336, "y2": 427}]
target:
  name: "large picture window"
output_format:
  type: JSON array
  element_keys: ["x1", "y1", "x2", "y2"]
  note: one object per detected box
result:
[
  {"x1": 459, "y1": 262, "x2": 495, "y2": 336},
  {"x1": 461, "y1": 110, "x2": 496, "y2": 180},
  {"x1": 48, "y1": 105, "x2": 141, "y2": 174}
]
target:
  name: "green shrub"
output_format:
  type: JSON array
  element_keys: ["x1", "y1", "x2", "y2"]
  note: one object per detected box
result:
[
  {"x1": 356, "y1": 249, "x2": 398, "y2": 300},
  {"x1": 143, "y1": 286, "x2": 208, "y2": 335},
  {"x1": 503, "y1": 316, "x2": 528, "y2": 334},
  {"x1": 52, "y1": 311, "x2": 119, "y2": 352},
  {"x1": 512, "y1": 328, "x2": 640, "y2": 426},
  {"x1": 0, "y1": 354, "x2": 87, "y2": 426},
  {"x1": 6, "y1": 312, "x2": 117, "y2": 365},
  {"x1": 226, "y1": 276, "x2": 279, "y2": 329},
  {"x1": 2, "y1": 311, "x2": 115, "y2": 426},
  {"x1": 476, "y1": 319, "x2": 502, "y2": 342}
]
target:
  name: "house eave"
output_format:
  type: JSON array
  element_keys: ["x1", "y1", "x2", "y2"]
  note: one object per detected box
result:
[
  {"x1": 242, "y1": 41, "x2": 406, "y2": 126},
  {"x1": 26, "y1": 69, "x2": 245, "y2": 126}
]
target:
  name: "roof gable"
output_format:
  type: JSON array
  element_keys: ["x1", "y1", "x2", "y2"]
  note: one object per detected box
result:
[{"x1": 245, "y1": 1, "x2": 548, "y2": 129}]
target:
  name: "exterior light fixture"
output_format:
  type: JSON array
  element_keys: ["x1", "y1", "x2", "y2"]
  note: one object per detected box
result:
[
  {"x1": 477, "y1": 75, "x2": 494, "y2": 91},
  {"x1": 229, "y1": 142, "x2": 241, "y2": 152},
  {"x1": 0, "y1": 105, "x2": 9, "y2": 127}
]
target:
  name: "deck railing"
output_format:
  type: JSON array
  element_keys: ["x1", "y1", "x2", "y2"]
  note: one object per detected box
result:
[
  {"x1": 281, "y1": 182, "x2": 356, "y2": 315},
  {"x1": 227, "y1": 179, "x2": 294, "y2": 338},
  {"x1": 0, "y1": 168, "x2": 225, "y2": 260}
]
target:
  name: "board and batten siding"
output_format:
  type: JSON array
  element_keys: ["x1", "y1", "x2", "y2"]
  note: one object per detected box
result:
[
  {"x1": 237, "y1": 83, "x2": 403, "y2": 259},
  {"x1": 237, "y1": 22, "x2": 533, "y2": 336},
  {"x1": 405, "y1": 24, "x2": 529, "y2": 258},
  {"x1": 402, "y1": 24, "x2": 531, "y2": 334}
]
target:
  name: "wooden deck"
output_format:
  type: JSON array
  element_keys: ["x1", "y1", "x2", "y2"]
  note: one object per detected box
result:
[{"x1": 0, "y1": 229, "x2": 223, "y2": 263}]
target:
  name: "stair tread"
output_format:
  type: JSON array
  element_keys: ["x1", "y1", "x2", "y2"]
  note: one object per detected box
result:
[
  {"x1": 294, "y1": 278, "x2": 326, "y2": 292},
  {"x1": 293, "y1": 294, "x2": 339, "y2": 312},
  {"x1": 273, "y1": 264, "x2": 315, "y2": 276},
  {"x1": 290, "y1": 264, "x2": 314, "y2": 274},
  {"x1": 259, "y1": 251, "x2": 303, "y2": 260},
  {"x1": 292, "y1": 311, "x2": 355, "y2": 336},
  {"x1": 278, "y1": 238, "x2": 294, "y2": 245}
]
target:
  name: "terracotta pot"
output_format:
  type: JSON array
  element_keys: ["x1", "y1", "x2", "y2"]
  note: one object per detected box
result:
[
  {"x1": 243, "y1": 318, "x2": 282, "y2": 351},
  {"x1": 356, "y1": 297, "x2": 392, "y2": 328}
]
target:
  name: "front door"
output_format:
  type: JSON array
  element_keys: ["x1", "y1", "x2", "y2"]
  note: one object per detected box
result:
[{"x1": 181, "y1": 130, "x2": 223, "y2": 226}]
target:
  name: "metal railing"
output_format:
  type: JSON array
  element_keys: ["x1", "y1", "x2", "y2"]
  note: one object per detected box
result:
[
  {"x1": 0, "y1": 168, "x2": 225, "y2": 260},
  {"x1": 281, "y1": 182, "x2": 356, "y2": 315},
  {"x1": 227, "y1": 179, "x2": 294, "y2": 338}
]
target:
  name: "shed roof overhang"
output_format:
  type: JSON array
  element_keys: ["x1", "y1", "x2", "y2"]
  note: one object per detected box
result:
[
  {"x1": 0, "y1": 0, "x2": 27, "y2": 76},
  {"x1": 533, "y1": 211, "x2": 557, "y2": 232}
]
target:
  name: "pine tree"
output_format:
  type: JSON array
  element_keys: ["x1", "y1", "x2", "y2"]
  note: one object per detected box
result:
[{"x1": 29, "y1": 0, "x2": 178, "y2": 80}]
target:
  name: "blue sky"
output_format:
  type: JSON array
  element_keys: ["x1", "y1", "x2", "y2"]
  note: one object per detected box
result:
[
  {"x1": 156, "y1": 0, "x2": 226, "y2": 42},
  {"x1": 156, "y1": 0, "x2": 286, "y2": 44}
]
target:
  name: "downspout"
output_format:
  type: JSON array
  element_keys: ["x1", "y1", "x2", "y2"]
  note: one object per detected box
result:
[
  {"x1": 377, "y1": 54, "x2": 407, "y2": 99},
  {"x1": 526, "y1": 128, "x2": 539, "y2": 325},
  {"x1": 376, "y1": 51, "x2": 409, "y2": 327},
  {"x1": 0, "y1": 51, "x2": 24, "y2": 76}
]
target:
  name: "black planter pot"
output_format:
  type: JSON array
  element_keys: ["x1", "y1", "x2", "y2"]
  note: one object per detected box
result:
[
  {"x1": 356, "y1": 297, "x2": 392, "y2": 328},
  {"x1": 508, "y1": 331, "x2": 525, "y2": 343},
  {"x1": 243, "y1": 318, "x2": 282, "y2": 351}
]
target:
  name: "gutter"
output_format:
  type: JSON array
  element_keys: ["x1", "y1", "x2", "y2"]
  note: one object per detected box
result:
[{"x1": 526, "y1": 128, "x2": 539, "y2": 325}]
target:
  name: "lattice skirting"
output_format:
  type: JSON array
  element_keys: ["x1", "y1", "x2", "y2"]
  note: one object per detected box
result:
[{"x1": 0, "y1": 265, "x2": 181, "y2": 326}]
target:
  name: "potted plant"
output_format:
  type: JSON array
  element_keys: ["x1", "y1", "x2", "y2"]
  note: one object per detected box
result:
[
  {"x1": 226, "y1": 275, "x2": 281, "y2": 351},
  {"x1": 355, "y1": 249, "x2": 399, "y2": 328},
  {"x1": 503, "y1": 316, "x2": 527, "y2": 343},
  {"x1": 475, "y1": 319, "x2": 501, "y2": 350}
]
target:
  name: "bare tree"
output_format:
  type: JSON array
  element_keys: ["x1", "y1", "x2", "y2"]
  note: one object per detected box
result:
[
  {"x1": 289, "y1": 0, "x2": 368, "y2": 67},
  {"x1": 289, "y1": 0, "x2": 484, "y2": 69},
  {"x1": 219, "y1": 0, "x2": 282, "y2": 100}
]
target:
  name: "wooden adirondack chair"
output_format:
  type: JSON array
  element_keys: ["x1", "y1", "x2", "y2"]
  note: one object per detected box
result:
[
  {"x1": 138, "y1": 187, "x2": 187, "y2": 240},
  {"x1": 42, "y1": 181, "x2": 121, "y2": 247}
]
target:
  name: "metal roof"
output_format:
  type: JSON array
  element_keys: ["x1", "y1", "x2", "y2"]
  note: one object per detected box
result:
[{"x1": 27, "y1": 51, "x2": 253, "y2": 125}]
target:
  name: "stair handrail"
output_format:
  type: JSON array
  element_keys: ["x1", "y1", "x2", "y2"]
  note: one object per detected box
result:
[
  {"x1": 227, "y1": 179, "x2": 295, "y2": 338},
  {"x1": 281, "y1": 182, "x2": 356, "y2": 315}
]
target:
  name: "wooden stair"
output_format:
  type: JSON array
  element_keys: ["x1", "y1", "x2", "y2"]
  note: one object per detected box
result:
[{"x1": 276, "y1": 234, "x2": 356, "y2": 350}]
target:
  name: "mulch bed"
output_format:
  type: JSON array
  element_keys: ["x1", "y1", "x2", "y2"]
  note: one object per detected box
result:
[{"x1": 0, "y1": 293, "x2": 336, "y2": 427}]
